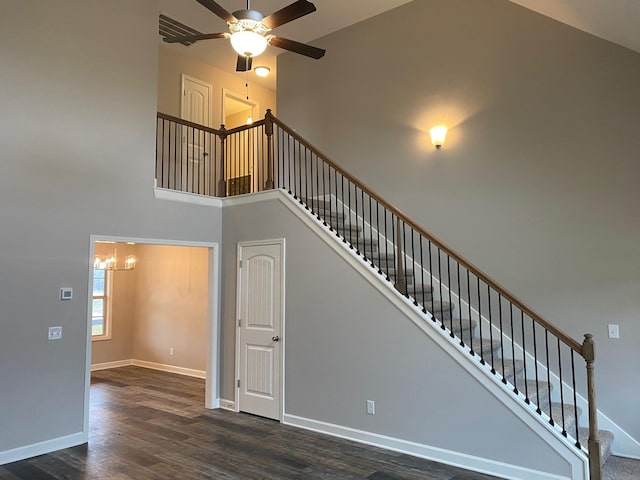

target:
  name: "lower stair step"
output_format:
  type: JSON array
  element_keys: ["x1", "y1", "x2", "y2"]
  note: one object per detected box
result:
[
  {"x1": 424, "y1": 301, "x2": 454, "y2": 321},
  {"x1": 494, "y1": 359, "x2": 526, "y2": 385},
  {"x1": 335, "y1": 223, "x2": 363, "y2": 236},
  {"x1": 449, "y1": 319, "x2": 477, "y2": 342},
  {"x1": 578, "y1": 428, "x2": 614, "y2": 464},
  {"x1": 520, "y1": 380, "x2": 553, "y2": 413},
  {"x1": 548, "y1": 402, "x2": 582, "y2": 434}
]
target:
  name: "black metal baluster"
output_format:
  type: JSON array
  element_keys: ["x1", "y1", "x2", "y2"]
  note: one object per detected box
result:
[
  {"x1": 558, "y1": 339, "x2": 567, "y2": 436},
  {"x1": 468, "y1": 270, "x2": 475, "y2": 355},
  {"x1": 499, "y1": 294, "x2": 506, "y2": 383},
  {"x1": 335, "y1": 170, "x2": 340, "y2": 237},
  {"x1": 457, "y1": 264, "x2": 464, "y2": 346},
  {"x1": 477, "y1": 277, "x2": 484, "y2": 364},
  {"x1": 410, "y1": 229, "x2": 417, "y2": 305},
  {"x1": 420, "y1": 236, "x2": 426, "y2": 313},
  {"x1": 532, "y1": 322, "x2": 542, "y2": 414},
  {"x1": 402, "y1": 223, "x2": 409, "y2": 298},
  {"x1": 338, "y1": 174, "x2": 347, "y2": 243},
  {"x1": 391, "y1": 214, "x2": 396, "y2": 281},
  {"x1": 304, "y1": 147, "x2": 309, "y2": 208},
  {"x1": 287, "y1": 131, "x2": 292, "y2": 194},
  {"x1": 437, "y1": 247, "x2": 444, "y2": 328},
  {"x1": 510, "y1": 304, "x2": 518, "y2": 394},
  {"x1": 383, "y1": 207, "x2": 389, "y2": 280},
  {"x1": 546, "y1": 330, "x2": 553, "y2": 425},
  {"x1": 362, "y1": 188, "x2": 368, "y2": 261},
  {"x1": 521, "y1": 311, "x2": 529, "y2": 403},
  {"x1": 447, "y1": 257, "x2": 453, "y2": 333},
  {"x1": 488, "y1": 285, "x2": 496, "y2": 374},
  {"x1": 376, "y1": 202, "x2": 383, "y2": 273},
  {"x1": 354, "y1": 184, "x2": 360, "y2": 255},
  {"x1": 571, "y1": 351, "x2": 581, "y2": 447},
  {"x1": 428, "y1": 241, "x2": 434, "y2": 321}
]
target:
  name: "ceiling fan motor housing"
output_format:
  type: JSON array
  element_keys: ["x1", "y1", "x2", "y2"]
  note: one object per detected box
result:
[{"x1": 230, "y1": 9, "x2": 270, "y2": 35}]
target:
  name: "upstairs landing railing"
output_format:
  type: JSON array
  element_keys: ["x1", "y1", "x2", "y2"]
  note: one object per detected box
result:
[{"x1": 156, "y1": 111, "x2": 602, "y2": 480}]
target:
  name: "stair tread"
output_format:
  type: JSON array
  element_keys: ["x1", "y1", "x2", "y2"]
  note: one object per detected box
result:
[{"x1": 578, "y1": 428, "x2": 614, "y2": 463}]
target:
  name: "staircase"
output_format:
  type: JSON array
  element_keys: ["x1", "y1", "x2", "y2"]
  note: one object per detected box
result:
[
  {"x1": 156, "y1": 110, "x2": 615, "y2": 480},
  {"x1": 304, "y1": 194, "x2": 615, "y2": 469}
]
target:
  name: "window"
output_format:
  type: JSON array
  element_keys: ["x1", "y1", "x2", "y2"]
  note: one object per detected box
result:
[{"x1": 92, "y1": 268, "x2": 111, "y2": 340}]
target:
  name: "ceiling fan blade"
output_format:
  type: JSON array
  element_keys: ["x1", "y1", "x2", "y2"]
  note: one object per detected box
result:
[
  {"x1": 269, "y1": 37, "x2": 325, "y2": 59},
  {"x1": 163, "y1": 32, "x2": 228, "y2": 44},
  {"x1": 194, "y1": 0, "x2": 237, "y2": 24},
  {"x1": 262, "y1": 0, "x2": 316, "y2": 29},
  {"x1": 236, "y1": 55, "x2": 253, "y2": 72}
]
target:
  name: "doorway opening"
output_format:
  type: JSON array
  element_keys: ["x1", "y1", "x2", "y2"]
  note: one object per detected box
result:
[{"x1": 82, "y1": 236, "x2": 219, "y2": 440}]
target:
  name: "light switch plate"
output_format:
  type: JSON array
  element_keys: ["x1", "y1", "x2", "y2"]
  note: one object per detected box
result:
[
  {"x1": 60, "y1": 288, "x2": 73, "y2": 300},
  {"x1": 608, "y1": 324, "x2": 619, "y2": 339},
  {"x1": 48, "y1": 326, "x2": 63, "y2": 340}
]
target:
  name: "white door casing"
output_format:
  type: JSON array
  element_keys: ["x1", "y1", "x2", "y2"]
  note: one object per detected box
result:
[
  {"x1": 237, "y1": 240, "x2": 285, "y2": 420},
  {"x1": 180, "y1": 75, "x2": 212, "y2": 193}
]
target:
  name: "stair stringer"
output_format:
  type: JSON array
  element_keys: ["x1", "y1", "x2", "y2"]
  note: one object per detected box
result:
[
  {"x1": 312, "y1": 192, "x2": 639, "y2": 459},
  {"x1": 269, "y1": 189, "x2": 590, "y2": 480}
]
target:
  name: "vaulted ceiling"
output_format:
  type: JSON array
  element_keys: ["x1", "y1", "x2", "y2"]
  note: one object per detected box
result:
[{"x1": 158, "y1": 0, "x2": 640, "y2": 91}]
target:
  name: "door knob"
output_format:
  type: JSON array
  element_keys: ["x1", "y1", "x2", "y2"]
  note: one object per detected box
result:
[{"x1": 272, "y1": 336, "x2": 280, "y2": 342}]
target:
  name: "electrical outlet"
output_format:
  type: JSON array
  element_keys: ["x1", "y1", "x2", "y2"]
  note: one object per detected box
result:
[
  {"x1": 48, "y1": 326, "x2": 62, "y2": 340},
  {"x1": 608, "y1": 324, "x2": 620, "y2": 339},
  {"x1": 366, "y1": 400, "x2": 375, "y2": 415}
]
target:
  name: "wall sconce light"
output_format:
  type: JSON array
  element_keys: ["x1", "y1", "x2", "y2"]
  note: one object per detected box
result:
[
  {"x1": 254, "y1": 66, "x2": 270, "y2": 78},
  {"x1": 429, "y1": 126, "x2": 448, "y2": 149}
]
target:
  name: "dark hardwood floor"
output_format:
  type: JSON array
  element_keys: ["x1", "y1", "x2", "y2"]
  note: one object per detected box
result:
[{"x1": 0, "y1": 366, "x2": 501, "y2": 479}]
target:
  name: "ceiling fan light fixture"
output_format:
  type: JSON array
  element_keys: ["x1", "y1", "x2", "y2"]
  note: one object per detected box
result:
[{"x1": 230, "y1": 30, "x2": 268, "y2": 57}]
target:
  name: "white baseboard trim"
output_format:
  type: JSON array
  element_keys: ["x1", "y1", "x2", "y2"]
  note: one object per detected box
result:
[
  {"x1": 218, "y1": 399, "x2": 237, "y2": 412},
  {"x1": 283, "y1": 414, "x2": 570, "y2": 480},
  {"x1": 91, "y1": 359, "x2": 133, "y2": 371},
  {"x1": 91, "y1": 359, "x2": 206, "y2": 379},
  {"x1": 131, "y1": 359, "x2": 206, "y2": 379},
  {"x1": 0, "y1": 432, "x2": 84, "y2": 466}
]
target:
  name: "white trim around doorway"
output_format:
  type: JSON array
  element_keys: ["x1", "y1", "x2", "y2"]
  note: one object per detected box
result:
[{"x1": 83, "y1": 235, "x2": 220, "y2": 443}]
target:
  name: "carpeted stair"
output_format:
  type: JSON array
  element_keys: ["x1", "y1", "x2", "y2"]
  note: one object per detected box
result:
[{"x1": 304, "y1": 195, "x2": 618, "y2": 474}]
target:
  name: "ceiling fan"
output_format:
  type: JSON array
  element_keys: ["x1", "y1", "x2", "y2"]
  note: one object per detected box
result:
[{"x1": 163, "y1": 0, "x2": 326, "y2": 72}]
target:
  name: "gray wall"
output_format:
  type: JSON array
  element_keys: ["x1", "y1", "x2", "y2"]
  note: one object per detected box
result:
[
  {"x1": 221, "y1": 198, "x2": 571, "y2": 477},
  {"x1": 0, "y1": 0, "x2": 221, "y2": 453},
  {"x1": 277, "y1": 0, "x2": 640, "y2": 440}
]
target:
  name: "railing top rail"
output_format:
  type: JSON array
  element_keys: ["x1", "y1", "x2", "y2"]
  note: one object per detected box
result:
[
  {"x1": 225, "y1": 119, "x2": 266, "y2": 136},
  {"x1": 267, "y1": 111, "x2": 583, "y2": 355},
  {"x1": 157, "y1": 112, "x2": 223, "y2": 135}
]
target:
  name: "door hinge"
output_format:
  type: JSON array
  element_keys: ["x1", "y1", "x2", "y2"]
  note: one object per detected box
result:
[
  {"x1": 183, "y1": 89, "x2": 186, "y2": 96},
  {"x1": 237, "y1": 379, "x2": 240, "y2": 388},
  {"x1": 239, "y1": 260, "x2": 243, "y2": 268},
  {"x1": 238, "y1": 318, "x2": 241, "y2": 327}
]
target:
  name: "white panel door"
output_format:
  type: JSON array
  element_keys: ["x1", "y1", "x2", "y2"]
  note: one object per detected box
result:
[
  {"x1": 238, "y1": 242, "x2": 283, "y2": 420},
  {"x1": 180, "y1": 75, "x2": 212, "y2": 194}
]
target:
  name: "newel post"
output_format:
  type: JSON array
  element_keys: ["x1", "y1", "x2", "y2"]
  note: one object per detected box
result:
[
  {"x1": 583, "y1": 333, "x2": 602, "y2": 480},
  {"x1": 395, "y1": 217, "x2": 406, "y2": 295},
  {"x1": 218, "y1": 125, "x2": 227, "y2": 197},
  {"x1": 265, "y1": 109, "x2": 274, "y2": 190}
]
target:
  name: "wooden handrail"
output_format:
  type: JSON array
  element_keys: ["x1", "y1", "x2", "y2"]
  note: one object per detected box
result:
[
  {"x1": 157, "y1": 112, "x2": 223, "y2": 135},
  {"x1": 225, "y1": 119, "x2": 266, "y2": 136},
  {"x1": 267, "y1": 111, "x2": 583, "y2": 354}
]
